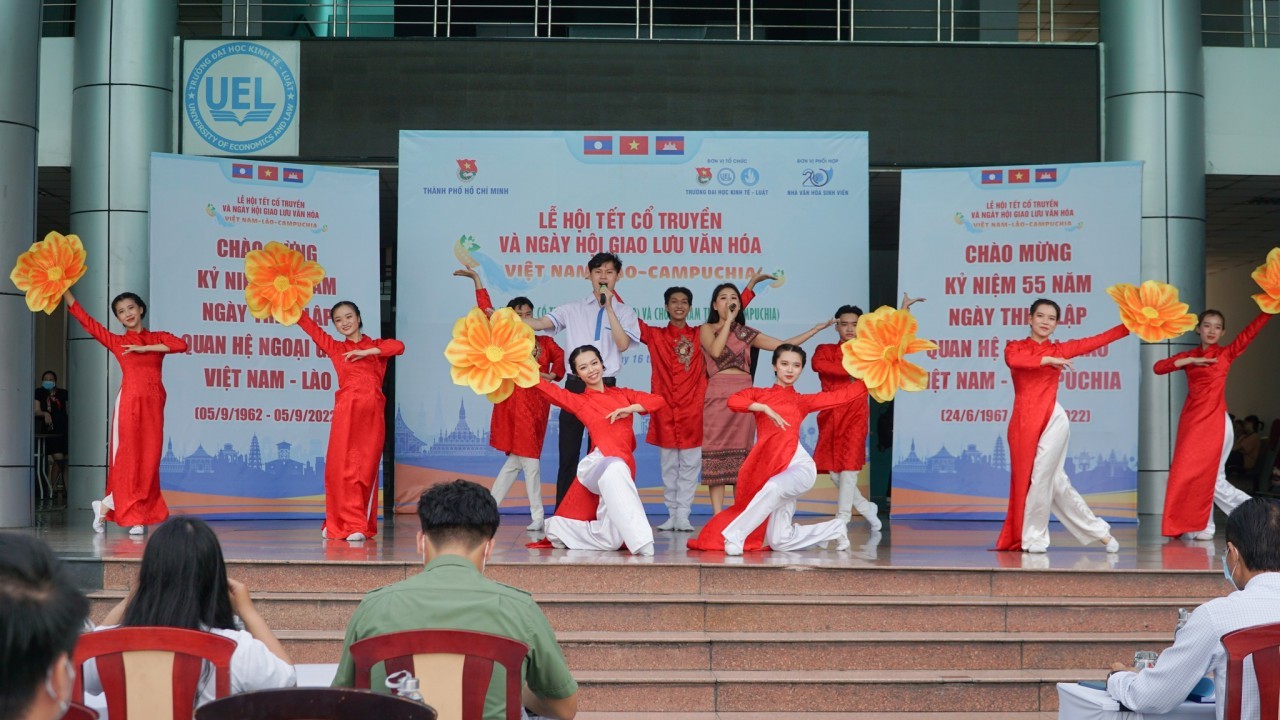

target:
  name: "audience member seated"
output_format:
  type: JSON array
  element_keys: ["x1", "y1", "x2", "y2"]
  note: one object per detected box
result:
[
  {"x1": 86, "y1": 517, "x2": 296, "y2": 705},
  {"x1": 333, "y1": 479, "x2": 578, "y2": 720},
  {"x1": 0, "y1": 532, "x2": 90, "y2": 720},
  {"x1": 1227, "y1": 416, "x2": 1264, "y2": 478},
  {"x1": 1106, "y1": 497, "x2": 1280, "y2": 717}
]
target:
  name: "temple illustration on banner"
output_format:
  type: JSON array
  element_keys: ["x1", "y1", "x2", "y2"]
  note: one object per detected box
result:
[
  {"x1": 892, "y1": 436, "x2": 1135, "y2": 495},
  {"x1": 160, "y1": 435, "x2": 325, "y2": 497}
]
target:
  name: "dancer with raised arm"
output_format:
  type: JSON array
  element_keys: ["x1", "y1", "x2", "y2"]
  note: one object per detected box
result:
[
  {"x1": 1158, "y1": 309, "x2": 1270, "y2": 540},
  {"x1": 297, "y1": 301, "x2": 404, "y2": 542},
  {"x1": 536, "y1": 345, "x2": 666, "y2": 556},
  {"x1": 700, "y1": 283, "x2": 831, "y2": 513},
  {"x1": 688, "y1": 344, "x2": 863, "y2": 555},
  {"x1": 65, "y1": 289, "x2": 187, "y2": 536},
  {"x1": 455, "y1": 268, "x2": 566, "y2": 530},
  {"x1": 997, "y1": 298, "x2": 1128, "y2": 554}
]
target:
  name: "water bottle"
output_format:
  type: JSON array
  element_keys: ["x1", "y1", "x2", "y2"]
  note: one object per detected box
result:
[
  {"x1": 1175, "y1": 608, "x2": 1190, "y2": 635},
  {"x1": 399, "y1": 676, "x2": 425, "y2": 703}
]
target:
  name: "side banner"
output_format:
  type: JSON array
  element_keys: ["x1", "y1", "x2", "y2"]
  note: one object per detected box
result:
[
  {"x1": 892, "y1": 162, "x2": 1142, "y2": 521},
  {"x1": 149, "y1": 153, "x2": 381, "y2": 519},
  {"x1": 397, "y1": 131, "x2": 868, "y2": 514}
]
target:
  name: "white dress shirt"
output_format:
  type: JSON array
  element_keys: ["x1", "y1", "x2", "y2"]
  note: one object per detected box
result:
[
  {"x1": 547, "y1": 294, "x2": 641, "y2": 377},
  {"x1": 1108, "y1": 572, "x2": 1280, "y2": 720}
]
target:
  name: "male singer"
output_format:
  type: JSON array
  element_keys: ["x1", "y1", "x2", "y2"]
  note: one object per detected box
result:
[{"x1": 524, "y1": 252, "x2": 642, "y2": 508}]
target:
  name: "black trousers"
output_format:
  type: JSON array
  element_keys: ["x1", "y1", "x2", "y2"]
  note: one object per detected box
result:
[{"x1": 555, "y1": 374, "x2": 616, "y2": 507}]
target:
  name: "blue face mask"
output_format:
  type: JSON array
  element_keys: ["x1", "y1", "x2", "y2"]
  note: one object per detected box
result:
[
  {"x1": 1223, "y1": 550, "x2": 1239, "y2": 591},
  {"x1": 42, "y1": 380, "x2": 55, "y2": 391}
]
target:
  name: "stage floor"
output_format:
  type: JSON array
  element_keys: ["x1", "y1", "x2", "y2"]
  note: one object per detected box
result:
[{"x1": 23, "y1": 509, "x2": 1226, "y2": 573}]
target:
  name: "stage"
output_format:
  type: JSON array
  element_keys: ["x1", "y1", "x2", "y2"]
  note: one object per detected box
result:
[{"x1": 26, "y1": 512, "x2": 1230, "y2": 717}]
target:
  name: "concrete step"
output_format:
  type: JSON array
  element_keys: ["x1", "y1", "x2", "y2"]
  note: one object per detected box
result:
[{"x1": 272, "y1": 629, "x2": 1171, "y2": 673}]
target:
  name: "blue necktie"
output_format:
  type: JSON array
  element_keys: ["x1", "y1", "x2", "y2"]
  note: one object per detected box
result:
[{"x1": 594, "y1": 307, "x2": 604, "y2": 341}]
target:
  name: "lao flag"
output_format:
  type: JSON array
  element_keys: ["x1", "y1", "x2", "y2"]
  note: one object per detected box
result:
[
  {"x1": 257, "y1": 165, "x2": 279, "y2": 181},
  {"x1": 1008, "y1": 168, "x2": 1031, "y2": 184},
  {"x1": 283, "y1": 168, "x2": 304, "y2": 183},
  {"x1": 1035, "y1": 168, "x2": 1058, "y2": 183},
  {"x1": 583, "y1": 136, "x2": 613, "y2": 155},
  {"x1": 231, "y1": 163, "x2": 253, "y2": 179},
  {"x1": 619, "y1": 136, "x2": 649, "y2": 155},
  {"x1": 655, "y1": 136, "x2": 685, "y2": 155},
  {"x1": 981, "y1": 169, "x2": 1003, "y2": 184}
]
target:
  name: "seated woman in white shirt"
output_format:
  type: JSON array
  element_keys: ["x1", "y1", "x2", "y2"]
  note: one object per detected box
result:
[{"x1": 86, "y1": 516, "x2": 296, "y2": 705}]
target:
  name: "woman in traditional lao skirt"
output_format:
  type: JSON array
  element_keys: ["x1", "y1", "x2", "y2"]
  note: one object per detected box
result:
[
  {"x1": 297, "y1": 301, "x2": 404, "y2": 542},
  {"x1": 65, "y1": 289, "x2": 188, "y2": 536},
  {"x1": 1158, "y1": 309, "x2": 1269, "y2": 540},
  {"x1": 535, "y1": 345, "x2": 666, "y2": 556},
  {"x1": 688, "y1": 344, "x2": 863, "y2": 555},
  {"x1": 996, "y1": 298, "x2": 1129, "y2": 554}
]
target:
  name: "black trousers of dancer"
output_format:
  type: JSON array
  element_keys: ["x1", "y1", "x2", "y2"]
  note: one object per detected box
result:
[{"x1": 555, "y1": 374, "x2": 617, "y2": 507}]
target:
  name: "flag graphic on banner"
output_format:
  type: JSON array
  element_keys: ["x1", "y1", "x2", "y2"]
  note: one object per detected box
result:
[
  {"x1": 1008, "y1": 169, "x2": 1031, "y2": 184},
  {"x1": 231, "y1": 164, "x2": 253, "y2": 179},
  {"x1": 257, "y1": 165, "x2": 279, "y2": 181},
  {"x1": 583, "y1": 136, "x2": 613, "y2": 155},
  {"x1": 283, "y1": 168, "x2": 305, "y2": 183},
  {"x1": 620, "y1": 136, "x2": 649, "y2": 155},
  {"x1": 1035, "y1": 168, "x2": 1058, "y2": 182},
  {"x1": 655, "y1": 136, "x2": 685, "y2": 155},
  {"x1": 981, "y1": 169, "x2": 1003, "y2": 184}
]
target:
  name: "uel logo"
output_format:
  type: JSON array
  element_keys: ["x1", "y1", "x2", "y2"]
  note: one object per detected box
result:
[{"x1": 204, "y1": 77, "x2": 276, "y2": 126}]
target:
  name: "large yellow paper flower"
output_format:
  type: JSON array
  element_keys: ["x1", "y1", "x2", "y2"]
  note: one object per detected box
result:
[
  {"x1": 1250, "y1": 247, "x2": 1280, "y2": 314},
  {"x1": 841, "y1": 306, "x2": 937, "y2": 403},
  {"x1": 9, "y1": 231, "x2": 88, "y2": 314},
  {"x1": 1106, "y1": 281, "x2": 1197, "y2": 343},
  {"x1": 444, "y1": 307, "x2": 539, "y2": 403},
  {"x1": 244, "y1": 242, "x2": 326, "y2": 325}
]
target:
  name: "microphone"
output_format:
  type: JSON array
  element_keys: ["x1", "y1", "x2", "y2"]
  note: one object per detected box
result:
[
  {"x1": 728, "y1": 303, "x2": 737, "y2": 314},
  {"x1": 599, "y1": 283, "x2": 608, "y2": 307}
]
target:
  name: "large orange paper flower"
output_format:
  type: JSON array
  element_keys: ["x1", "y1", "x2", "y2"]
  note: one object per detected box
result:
[
  {"x1": 444, "y1": 307, "x2": 539, "y2": 403},
  {"x1": 1106, "y1": 281, "x2": 1197, "y2": 343},
  {"x1": 841, "y1": 306, "x2": 937, "y2": 403},
  {"x1": 10, "y1": 231, "x2": 88, "y2": 314},
  {"x1": 1250, "y1": 247, "x2": 1280, "y2": 314},
  {"x1": 244, "y1": 242, "x2": 326, "y2": 325}
]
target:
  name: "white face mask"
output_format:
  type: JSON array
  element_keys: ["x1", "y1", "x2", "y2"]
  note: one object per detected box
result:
[
  {"x1": 45, "y1": 656, "x2": 75, "y2": 717},
  {"x1": 1223, "y1": 547, "x2": 1240, "y2": 591}
]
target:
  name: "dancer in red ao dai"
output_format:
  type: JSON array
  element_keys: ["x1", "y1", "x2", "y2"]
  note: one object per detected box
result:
[
  {"x1": 66, "y1": 289, "x2": 188, "y2": 536},
  {"x1": 455, "y1": 268, "x2": 566, "y2": 531},
  {"x1": 997, "y1": 298, "x2": 1127, "y2": 554},
  {"x1": 297, "y1": 301, "x2": 404, "y2": 542},
  {"x1": 688, "y1": 344, "x2": 862, "y2": 555},
  {"x1": 537, "y1": 345, "x2": 666, "y2": 556},
  {"x1": 1157, "y1": 309, "x2": 1269, "y2": 540}
]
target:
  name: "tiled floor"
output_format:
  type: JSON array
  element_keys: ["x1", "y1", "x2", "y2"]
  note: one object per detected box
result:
[{"x1": 21, "y1": 508, "x2": 1224, "y2": 572}]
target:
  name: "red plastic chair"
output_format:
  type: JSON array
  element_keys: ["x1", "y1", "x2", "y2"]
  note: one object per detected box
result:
[
  {"x1": 1221, "y1": 620, "x2": 1280, "y2": 720},
  {"x1": 72, "y1": 626, "x2": 237, "y2": 720},
  {"x1": 348, "y1": 629, "x2": 528, "y2": 720},
  {"x1": 63, "y1": 702, "x2": 99, "y2": 720}
]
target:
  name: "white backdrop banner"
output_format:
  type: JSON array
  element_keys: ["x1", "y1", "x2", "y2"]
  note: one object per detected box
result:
[
  {"x1": 149, "y1": 152, "x2": 380, "y2": 518},
  {"x1": 892, "y1": 161, "x2": 1143, "y2": 521},
  {"x1": 396, "y1": 130, "x2": 868, "y2": 514}
]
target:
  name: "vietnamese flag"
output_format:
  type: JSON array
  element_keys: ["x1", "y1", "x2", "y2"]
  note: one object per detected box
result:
[
  {"x1": 620, "y1": 136, "x2": 649, "y2": 155},
  {"x1": 1008, "y1": 168, "x2": 1031, "y2": 183},
  {"x1": 257, "y1": 165, "x2": 278, "y2": 181}
]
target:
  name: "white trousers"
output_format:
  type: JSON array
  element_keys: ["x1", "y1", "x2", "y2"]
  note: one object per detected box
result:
[
  {"x1": 723, "y1": 445, "x2": 848, "y2": 551},
  {"x1": 1200, "y1": 413, "x2": 1252, "y2": 536},
  {"x1": 544, "y1": 451, "x2": 654, "y2": 554},
  {"x1": 832, "y1": 470, "x2": 874, "y2": 520},
  {"x1": 1022, "y1": 404, "x2": 1113, "y2": 550},
  {"x1": 490, "y1": 454, "x2": 544, "y2": 523},
  {"x1": 659, "y1": 447, "x2": 701, "y2": 520}
]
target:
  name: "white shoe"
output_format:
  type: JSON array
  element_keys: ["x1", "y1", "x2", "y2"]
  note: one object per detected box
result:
[
  {"x1": 548, "y1": 535, "x2": 566, "y2": 549},
  {"x1": 1104, "y1": 537, "x2": 1120, "y2": 554},
  {"x1": 674, "y1": 516, "x2": 695, "y2": 532},
  {"x1": 655, "y1": 517, "x2": 677, "y2": 531},
  {"x1": 526, "y1": 519, "x2": 544, "y2": 532},
  {"x1": 860, "y1": 505, "x2": 883, "y2": 532},
  {"x1": 346, "y1": 532, "x2": 366, "y2": 542},
  {"x1": 1192, "y1": 531, "x2": 1214, "y2": 541},
  {"x1": 1025, "y1": 544, "x2": 1048, "y2": 554},
  {"x1": 128, "y1": 525, "x2": 145, "y2": 536},
  {"x1": 724, "y1": 539, "x2": 744, "y2": 556},
  {"x1": 91, "y1": 501, "x2": 106, "y2": 533},
  {"x1": 835, "y1": 533, "x2": 851, "y2": 552},
  {"x1": 634, "y1": 542, "x2": 655, "y2": 556}
]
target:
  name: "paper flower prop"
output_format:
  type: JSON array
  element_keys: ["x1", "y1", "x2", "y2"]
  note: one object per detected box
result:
[
  {"x1": 1250, "y1": 247, "x2": 1280, "y2": 314},
  {"x1": 10, "y1": 231, "x2": 88, "y2": 314},
  {"x1": 444, "y1": 307, "x2": 539, "y2": 403},
  {"x1": 243, "y1": 242, "x2": 326, "y2": 325},
  {"x1": 841, "y1": 306, "x2": 937, "y2": 403},
  {"x1": 1106, "y1": 281, "x2": 1197, "y2": 343}
]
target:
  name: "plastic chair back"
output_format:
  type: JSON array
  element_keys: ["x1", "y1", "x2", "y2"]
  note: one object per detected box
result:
[{"x1": 1222, "y1": 620, "x2": 1280, "y2": 720}]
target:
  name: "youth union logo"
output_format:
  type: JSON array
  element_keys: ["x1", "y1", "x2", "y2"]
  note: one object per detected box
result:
[{"x1": 185, "y1": 42, "x2": 298, "y2": 154}]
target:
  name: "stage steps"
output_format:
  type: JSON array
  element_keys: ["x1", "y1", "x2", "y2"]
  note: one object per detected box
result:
[{"x1": 91, "y1": 559, "x2": 1223, "y2": 714}]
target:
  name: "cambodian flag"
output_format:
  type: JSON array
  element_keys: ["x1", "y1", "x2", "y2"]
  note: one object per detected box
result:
[
  {"x1": 980, "y1": 169, "x2": 1003, "y2": 184},
  {"x1": 1035, "y1": 168, "x2": 1058, "y2": 182},
  {"x1": 583, "y1": 136, "x2": 613, "y2": 155},
  {"x1": 655, "y1": 136, "x2": 685, "y2": 155},
  {"x1": 283, "y1": 168, "x2": 304, "y2": 183},
  {"x1": 231, "y1": 164, "x2": 253, "y2": 179}
]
